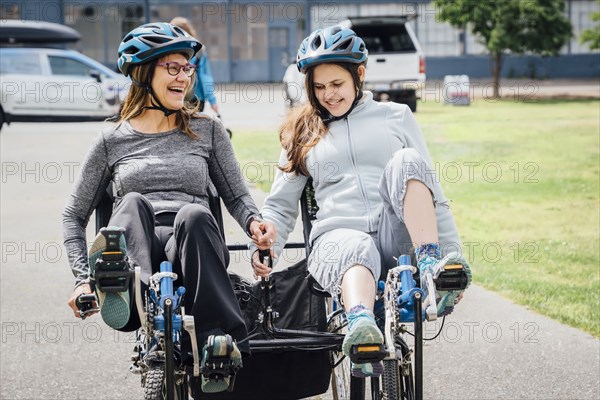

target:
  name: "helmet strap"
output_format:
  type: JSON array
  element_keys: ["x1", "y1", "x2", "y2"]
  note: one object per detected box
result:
[
  {"x1": 131, "y1": 63, "x2": 179, "y2": 117},
  {"x1": 321, "y1": 89, "x2": 363, "y2": 125}
]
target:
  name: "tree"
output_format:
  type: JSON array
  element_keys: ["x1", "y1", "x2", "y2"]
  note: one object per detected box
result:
[
  {"x1": 580, "y1": 0, "x2": 600, "y2": 50},
  {"x1": 434, "y1": 0, "x2": 572, "y2": 97}
]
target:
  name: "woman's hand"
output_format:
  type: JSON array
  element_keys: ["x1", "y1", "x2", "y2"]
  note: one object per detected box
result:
[
  {"x1": 249, "y1": 220, "x2": 277, "y2": 278},
  {"x1": 251, "y1": 250, "x2": 272, "y2": 279},
  {"x1": 249, "y1": 220, "x2": 276, "y2": 250},
  {"x1": 67, "y1": 283, "x2": 98, "y2": 318}
]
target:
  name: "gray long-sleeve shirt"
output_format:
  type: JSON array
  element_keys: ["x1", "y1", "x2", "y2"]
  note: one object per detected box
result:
[{"x1": 63, "y1": 117, "x2": 259, "y2": 286}]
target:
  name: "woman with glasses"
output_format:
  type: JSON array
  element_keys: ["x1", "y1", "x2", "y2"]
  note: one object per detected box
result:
[{"x1": 63, "y1": 22, "x2": 274, "y2": 394}]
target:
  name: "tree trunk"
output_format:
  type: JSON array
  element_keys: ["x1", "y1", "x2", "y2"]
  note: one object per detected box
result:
[{"x1": 492, "y1": 52, "x2": 503, "y2": 98}]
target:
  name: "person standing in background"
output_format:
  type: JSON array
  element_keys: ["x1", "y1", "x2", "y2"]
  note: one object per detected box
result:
[{"x1": 170, "y1": 17, "x2": 220, "y2": 114}]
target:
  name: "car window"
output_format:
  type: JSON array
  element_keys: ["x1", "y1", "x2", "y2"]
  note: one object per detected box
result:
[
  {"x1": 352, "y1": 24, "x2": 417, "y2": 53},
  {"x1": 48, "y1": 56, "x2": 94, "y2": 76},
  {"x1": 0, "y1": 52, "x2": 42, "y2": 75}
]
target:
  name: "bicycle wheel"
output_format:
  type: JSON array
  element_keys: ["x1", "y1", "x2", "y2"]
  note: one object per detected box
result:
[
  {"x1": 144, "y1": 364, "x2": 165, "y2": 400},
  {"x1": 381, "y1": 359, "x2": 400, "y2": 400},
  {"x1": 144, "y1": 364, "x2": 188, "y2": 400},
  {"x1": 331, "y1": 350, "x2": 351, "y2": 400},
  {"x1": 329, "y1": 303, "x2": 365, "y2": 400}
]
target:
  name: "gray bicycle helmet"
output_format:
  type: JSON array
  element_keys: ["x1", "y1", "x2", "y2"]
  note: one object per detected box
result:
[
  {"x1": 296, "y1": 25, "x2": 367, "y2": 73},
  {"x1": 117, "y1": 22, "x2": 203, "y2": 77}
]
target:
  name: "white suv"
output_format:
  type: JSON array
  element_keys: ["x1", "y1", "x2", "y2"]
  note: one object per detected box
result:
[
  {"x1": 0, "y1": 47, "x2": 130, "y2": 131},
  {"x1": 283, "y1": 16, "x2": 425, "y2": 112},
  {"x1": 343, "y1": 16, "x2": 425, "y2": 112}
]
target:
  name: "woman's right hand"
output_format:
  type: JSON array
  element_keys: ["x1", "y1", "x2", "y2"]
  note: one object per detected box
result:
[
  {"x1": 251, "y1": 249, "x2": 273, "y2": 279},
  {"x1": 249, "y1": 220, "x2": 276, "y2": 278},
  {"x1": 67, "y1": 283, "x2": 98, "y2": 318}
]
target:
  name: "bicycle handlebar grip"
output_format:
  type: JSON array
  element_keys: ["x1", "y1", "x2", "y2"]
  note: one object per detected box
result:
[
  {"x1": 258, "y1": 249, "x2": 272, "y2": 268},
  {"x1": 258, "y1": 249, "x2": 272, "y2": 284},
  {"x1": 75, "y1": 294, "x2": 97, "y2": 309}
]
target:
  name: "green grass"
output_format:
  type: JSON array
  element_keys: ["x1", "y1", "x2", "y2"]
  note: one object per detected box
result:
[{"x1": 231, "y1": 99, "x2": 600, "y2": 337}]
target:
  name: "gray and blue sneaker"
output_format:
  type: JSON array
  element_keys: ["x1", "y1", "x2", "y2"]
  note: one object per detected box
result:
[
  {"x1": 416, "y1": 244, "x2": 472, "y2": 316},
  {"x1": 342, "y1": 305, "x2": 384, "y2": 378},
  {"x1": 200, "y1": 334, "x2": 242, "y2": 393},
  {"x1": 88, "y1": 226, "x2": 132, "y2": 330}
]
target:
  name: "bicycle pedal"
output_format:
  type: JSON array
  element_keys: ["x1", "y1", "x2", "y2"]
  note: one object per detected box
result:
[
  {"x1": 100, "y1": 227, "x2": 126, "y2": 253},
  {"x1": 201, "y1": 335, "x2": 239, "y2": 379},
  {"x1": 434, "y1": 264, "x2": 469, "y2": 291},
  {"x1": 94, "y1": 264, "x2": 133, "y2": 292},
  {"x1": 94, "y1": 228, "x2": 132, "y2": 292},
  {"x1": 349, "y1": 343, "x2": 386, "y2": 364}
]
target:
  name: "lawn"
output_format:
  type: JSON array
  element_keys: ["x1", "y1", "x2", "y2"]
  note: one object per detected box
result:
[{"x1": 231, "y1": 98, "x2": 600, "y2": 337}]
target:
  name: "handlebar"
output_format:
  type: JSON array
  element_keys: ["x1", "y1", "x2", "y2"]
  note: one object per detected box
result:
[
  {"x1": 75, "y1": 293, "x2": 99, "y2": 319},
  {"x1": 258, "y1": 249, "x2": 271, "y2": 284}
]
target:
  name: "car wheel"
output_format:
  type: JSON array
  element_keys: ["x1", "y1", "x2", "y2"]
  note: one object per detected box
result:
[
  {"x1": 406, "y1": 99, "x2": 417, "y2": 113},
  {"x1": 0, "y1": 106, "x2": 5, "y2": 132}
]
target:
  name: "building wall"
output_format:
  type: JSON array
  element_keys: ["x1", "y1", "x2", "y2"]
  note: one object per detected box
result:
[{"x1": 1, "y1": 0, "x2": 598, "y2": 81}]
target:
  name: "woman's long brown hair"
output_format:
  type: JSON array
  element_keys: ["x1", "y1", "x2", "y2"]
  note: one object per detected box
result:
[
  {"x1": 116, "y1": 56, "x2": 202, "y2": 138},
  {"x1": 279, "y1": 62, "x2": 364, "y2": 176}
]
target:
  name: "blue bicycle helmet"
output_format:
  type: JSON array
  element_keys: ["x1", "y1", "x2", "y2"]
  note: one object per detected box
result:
[
  {"x1": 296, "y1": 25, "x2": 367, "y2": 73},
  {"x1": 117, "y1": 22, "x2": 203, "y2": 77}
]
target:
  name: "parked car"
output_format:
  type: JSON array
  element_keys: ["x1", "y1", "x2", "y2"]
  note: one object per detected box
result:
[
  {"x1": 0, "y1": 47, "x2": 130, "y2": 131},
  {"x1": 282, "y1": 58, "x2": 306, "y2": 108},
  {"x1": 283, "y1": 15, "x2": 425, "y2": 112}
]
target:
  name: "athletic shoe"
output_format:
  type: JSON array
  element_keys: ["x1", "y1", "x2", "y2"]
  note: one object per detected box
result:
[
  {"x1": 342, "y1": 305, "x2": 384, "y2": 378},
  {"x1": 200, "y1": 334, "x2": 242, "y2": 393},
  {"x1": 88, "y1": 226, "x2": 131, "y2": 329},
  {"x1": 418, "y1": 249, "x2": 472, "y2": 316}
]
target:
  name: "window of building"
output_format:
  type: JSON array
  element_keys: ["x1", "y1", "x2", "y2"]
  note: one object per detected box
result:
[
  {"x1": 569, "y1": 0, "x2": 600, "y2": 54},
  {"x1": 0, "y1": 4, "x2": 20, "y2": 20},
  {"x1": 230, "y1": 4, "x2": 267, "y2": 61},
  {"x1": 152, "y1": 4, "x2": 231, "y2": 62},
  {"x1": 64, "y1": 2, "x2": 144, "y2": 68}
]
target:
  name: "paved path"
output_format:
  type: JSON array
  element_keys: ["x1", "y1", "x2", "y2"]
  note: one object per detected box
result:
[{"x1": 1, "y1": 80, "x2": 599, "y2": 399}]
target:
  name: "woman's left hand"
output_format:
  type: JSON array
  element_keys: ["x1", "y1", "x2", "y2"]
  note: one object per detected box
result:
[{"x1": 249, "y1": 220, "x2": 277, "y2": 251}]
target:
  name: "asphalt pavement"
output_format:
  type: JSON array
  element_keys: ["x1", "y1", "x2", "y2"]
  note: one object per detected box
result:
[{"x1": 1, "y1": 80, "x2": 599, "y2": 400}]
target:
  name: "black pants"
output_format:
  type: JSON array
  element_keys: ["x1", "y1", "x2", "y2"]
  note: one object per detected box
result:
[{"x1": 108, "y1": 192, "x2": 249, "y2": 355}]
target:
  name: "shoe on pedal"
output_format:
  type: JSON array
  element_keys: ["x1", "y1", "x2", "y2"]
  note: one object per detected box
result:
[
  {"x1": 89, "y1": 226, "x2": 132, "y2": 330},
  {"x1": 342, "y1": 305, "x2": 384, "y2": 378},
  {"x1": 416, "y1": 244, "x2": 472, "y2": 316},
  {"x1": 200, "y1": 334, "x2": 242, "y2": 393},
  {"x1": 434, "y1": 252, "x2": 472, "y2": 314}
]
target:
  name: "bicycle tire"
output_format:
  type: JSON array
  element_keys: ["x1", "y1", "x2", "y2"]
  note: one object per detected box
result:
[
  {"x1": 144, "y1": 365, "x2": 165, "y2": 400},
  {"x1": 331, "y1": 352, "x2": 352, "y2": 400},
  {"x1": 164, "y1": 300, "x2": 175, "y2": 400},
  {"x1": 144, "y1": 364, "x2": 188, "y2": 400},
  {"x1": 350, "y1": 376, "x2": 366, "y2": 400},
  {"x1": 328, "y1": 304, "x2": 365, "y2": 400},
  {"x1": 381, "y1": 359, "x2": 400, "y2": 400}
]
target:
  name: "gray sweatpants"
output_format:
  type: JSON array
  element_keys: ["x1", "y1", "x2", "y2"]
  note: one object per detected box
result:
[{"x1": 308, "y1": 148, "x2": 462, "y2": 296}]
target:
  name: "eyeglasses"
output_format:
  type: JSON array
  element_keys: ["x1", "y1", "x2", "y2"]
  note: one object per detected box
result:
[{"x1": 156, "y1": 62, "x2": 197, "y2": 77}]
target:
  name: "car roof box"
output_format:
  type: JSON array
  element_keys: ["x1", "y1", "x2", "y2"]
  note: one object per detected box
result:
[
  {"x1": 347, "y1": 15, "x2": 418, "y2": 25},
  {"x1": 0, "y1": 20, "x2": 81, "y2": 45}
]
